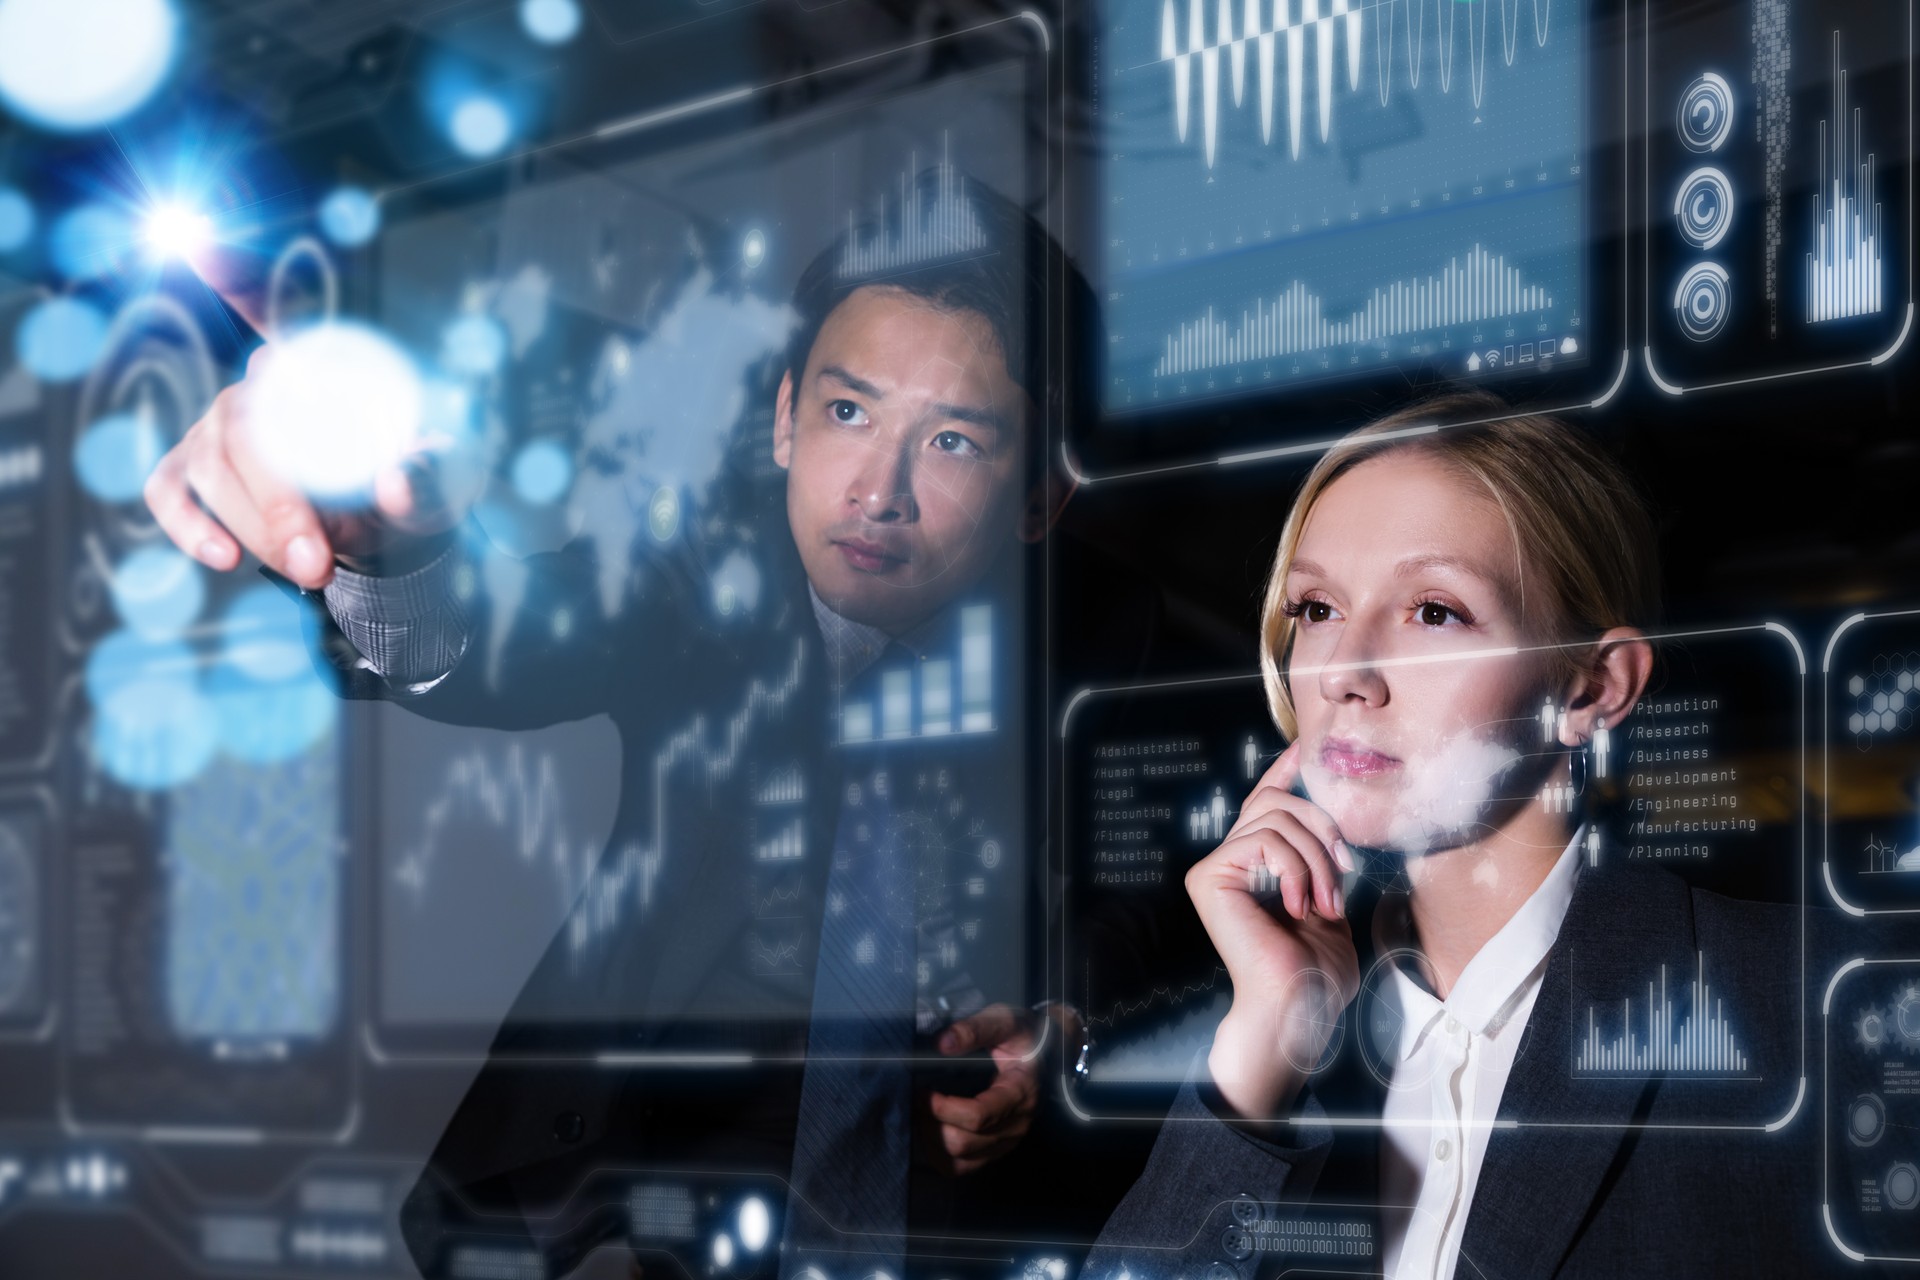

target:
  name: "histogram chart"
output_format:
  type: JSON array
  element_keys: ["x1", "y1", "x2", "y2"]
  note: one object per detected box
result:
[
  {"x1": 1102, "y1": 0, "x2": 1589, "y2": 415},
  {"x1": 836, "y1": 138, "x2": 988, "y2": 280},
  {"x1": 1574, "y1": 954, "x2": 1753, "y2": 1076},
  {"x1": 1806, "y1": 38, "x2": 1885, "y2": 324},
  {"x1": 1154, "y1": 242, "x2": 1557, "y2": 376}
]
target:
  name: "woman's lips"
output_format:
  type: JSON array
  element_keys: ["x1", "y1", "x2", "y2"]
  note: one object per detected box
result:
[
  {"x1": 833, "y1": 538, "x2": 907, "y2": 574},
  {"x1": 1318, "y1": 737, "x2": 1402, "y2": 779}
]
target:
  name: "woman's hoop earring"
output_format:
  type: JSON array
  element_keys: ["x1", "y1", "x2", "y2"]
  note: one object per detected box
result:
[{"x1": 1569, "y1": 737, "x2": 1589, "y2": 801}]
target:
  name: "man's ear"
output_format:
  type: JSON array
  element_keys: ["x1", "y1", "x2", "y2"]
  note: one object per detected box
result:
[
  {"x1": 772, "y1": 370, "x2": 796, "y2": 471},
  {"x1": 1557, "y1": 627, "x2": 1655, "y2": 746},
  {"x1": 1017, "y1": 466, "x2": 1077, "y2": 544}
]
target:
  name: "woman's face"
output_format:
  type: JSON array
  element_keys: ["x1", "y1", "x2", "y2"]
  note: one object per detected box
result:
[{"x1": 1285, "y1": 451, "x2": 1562, "y2": 855}]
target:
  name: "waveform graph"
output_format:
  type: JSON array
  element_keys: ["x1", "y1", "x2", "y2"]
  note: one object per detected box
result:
[
  {"x1": 1573, "y1": 953, "x2": 1753, "y2": 1077},
  {"x1": 1152, "y1": 241, "x2": 1556, "y2": 378},
  {"x1": 1156, "y1": 0, "x2": 1560, "y2": 168},
  {"x1": 1806, "y1": 36, "x2": 1885, "y2": 325}
]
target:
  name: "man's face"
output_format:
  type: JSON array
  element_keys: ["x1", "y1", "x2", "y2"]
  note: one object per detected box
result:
[{"x1": 774, "y1": 285, "x2": 1034, "y2": 635}]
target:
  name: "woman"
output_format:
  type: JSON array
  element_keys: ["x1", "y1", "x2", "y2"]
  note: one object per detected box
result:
[{"x1": 1083, "y1": 395, "x2": 1859, "y2": 1279}]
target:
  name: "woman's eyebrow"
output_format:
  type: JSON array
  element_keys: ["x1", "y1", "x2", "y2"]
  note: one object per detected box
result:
[{"x1": 1394, "y1": 552, "x2": 1521, "y2": 602}]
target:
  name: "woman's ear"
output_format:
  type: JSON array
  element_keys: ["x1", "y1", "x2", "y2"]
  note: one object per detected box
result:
[{"x1": 1557, "y1": 627, "x2": 1654, "y2": 746}]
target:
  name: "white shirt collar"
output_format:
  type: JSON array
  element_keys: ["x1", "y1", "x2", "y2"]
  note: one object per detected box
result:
[{"x1": 1372, "y1": 826, "x2": 1586, "y2": 1062}]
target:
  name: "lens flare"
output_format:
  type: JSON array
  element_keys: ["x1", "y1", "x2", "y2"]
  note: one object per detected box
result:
[{"x1": 142, "y1": 200, "x2": 211, "y2": 261}]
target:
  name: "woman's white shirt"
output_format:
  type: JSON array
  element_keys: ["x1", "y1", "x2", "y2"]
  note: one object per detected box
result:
[{"x1": 1372, "y1": 828, "x2": 1587, "y2": 1280}]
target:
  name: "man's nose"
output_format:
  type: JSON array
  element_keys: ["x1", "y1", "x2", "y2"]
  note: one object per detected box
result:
[{"x1": 848, "y1": 435, "x2": 917, "y2": 523}]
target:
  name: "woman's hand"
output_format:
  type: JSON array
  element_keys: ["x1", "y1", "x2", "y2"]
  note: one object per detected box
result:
[{"x1": 1187, "y1": 743, "x2": 1360, "y2": 1120}]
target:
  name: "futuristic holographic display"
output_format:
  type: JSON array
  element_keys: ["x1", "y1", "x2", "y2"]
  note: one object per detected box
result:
[{"x1": 0, "y1": 2, "x2": 1913, "y2": 1279}]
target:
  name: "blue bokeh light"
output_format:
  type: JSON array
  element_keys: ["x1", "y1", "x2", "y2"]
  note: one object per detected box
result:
[
  {"x1": 219, "y1": 585, "x2": 311, "y2": 684},
  {"x1": 15, "y1": 296, "x2": 108, "y2": 381},
  {"x1": 0, "y1": 0, "x2": 177, "y2": 132},
  {"x1": 318, "y1": 185, "x2": 380, "y2": 247},
  {"x1": 520, "y1": 0, "x2": 582, "y2": 44},
  {"x1": 74, "y1": 410, "x2": 166, "y2": 502},
  {"x1": 449, "y1": 95, "x2": 512, "y2": 157},
  {"x1": 92, "y1": 676, "x2": 218, "y2": 790},
  {"x1": 205, "y1": 662, "x2": 336, "y2": 764},
  {"x1": 109, "y1": 545, "x2": 205, "y2": 640},
  {"x1": 442, "y1": 312, "x2": 508, "y2": 377},
  {"x1": 50, "y1": 203, "x2": 136, "y2": 280},
  {"x1": 0, "y1": 188, "x2": 32, "y2": 252},
  {"x1": 86, "y1": 630, "x2": 194, "y2": 708},
  {"x1": 511, "y1": 438, "x2": 572, "y2": 505}
]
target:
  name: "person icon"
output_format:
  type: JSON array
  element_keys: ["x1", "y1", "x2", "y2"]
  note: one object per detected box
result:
[
  {"x1": 1592, "y1": 720, "x2": 1611, "y2": 779},
  {"x1": 1541, "y1": 696, "x2": 1557, "y2": 742},
  {"x1": 1243, "y1": 736, "x2": 1258, "y2": 779},
  {"x1": 1586, "y1": 827, "x2": 1602, "y2": 867},
  {"x1": 1210, "y1": 786, "x2": 1228, "y2": 841}
]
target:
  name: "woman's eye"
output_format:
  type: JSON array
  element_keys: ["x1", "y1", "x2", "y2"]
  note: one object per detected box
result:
[
  {"x1": 1417, "y1": 601, "x2": 1462, "y2": 626},
  {"x1": 932, "y1": 429, "x2": 982, "y2": 458},
  {"x1": 828, "y1": 399, "x2": 867, "y2": 426},
  {"x1": 1302, "y1": 600, "x2": 1334, "y2": 623}
]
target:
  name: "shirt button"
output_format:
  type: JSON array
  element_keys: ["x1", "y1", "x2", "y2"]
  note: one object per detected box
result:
[
  {"x1": 1444, "y1": 1016, "x2": 1463, "y2": 1039},
  {"x1": 1434, "y1": 1137, "x2": 1453, "y2": 1162}
]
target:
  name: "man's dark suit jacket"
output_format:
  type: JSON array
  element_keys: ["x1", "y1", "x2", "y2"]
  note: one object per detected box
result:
[
  {"x1": 296, "y1": 521, "x2": 1136, "y2": 1278},
  {"x1": 1082, "y1": 861, "x2": 1895, "y2": 1279}
]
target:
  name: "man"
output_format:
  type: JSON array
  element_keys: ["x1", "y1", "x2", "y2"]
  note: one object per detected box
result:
[{"x1": 146, "y1": 171, "x2": 1098, "y2": 1277}]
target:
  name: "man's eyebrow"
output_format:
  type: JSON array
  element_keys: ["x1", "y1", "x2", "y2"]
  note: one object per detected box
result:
[
  {"x1": 817, "y1": 365, "x2": 882, "y2": 399},
  {"x1": 931, "y1": 401, "x2": 1009, "y2": 436}
]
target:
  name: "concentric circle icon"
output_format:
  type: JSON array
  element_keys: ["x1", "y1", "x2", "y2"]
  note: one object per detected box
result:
[
  {"x1": 1674, "y1": 167, "x2": 1735, "y2": 249},
  {"x1": 1849, "y1": 1093, "x2": 1887, "y2": 1147},
  {"x1": 1673, "y1": 261, "x2": 1732, "y2": 341},
  {"x1": 1678, "y1": 72, "x2": 1735, "y2": 153}
]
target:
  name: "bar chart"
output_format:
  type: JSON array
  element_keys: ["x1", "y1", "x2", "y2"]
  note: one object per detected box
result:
[
  {"x1": 1574, "y1": 953, "x2": 1752, "y2": 1076},
  {"x1": 840, "y1": 605, "x2": 994, "y2": 745},
  {"x1": 1154, "y1": 242, "x2": 1554, "y2": 377}
]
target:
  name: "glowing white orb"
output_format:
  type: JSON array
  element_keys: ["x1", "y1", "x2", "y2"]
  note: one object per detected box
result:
[
  {"x1": 0, "y1": 0, "x2": 176, "y2": 132},
  {"x1": 711, "y1": 1234, "x2": 734, "y2": 1268},
  {"x1": 449, "y1": 95, "x2": 511, "y2": 157},
  {"x1": 143, "y1": 201, "x2": 211, "y2": 261},
  {"x1": 736, "y1": 1197, "x2": 770, "y2": 1252},
  {"x1": 742, "y1": 228, "x2": 766, "y2": 270},
  {"x1": 246, "y1": 322, "x2": 425, "y2": 499},
  {"x1": 318, "y1": 186, "x2": 379, "y2": 247}
]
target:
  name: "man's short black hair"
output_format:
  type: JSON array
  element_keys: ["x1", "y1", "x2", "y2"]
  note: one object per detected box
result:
[{"x1": 783, "y1": 168, "x2": 1097, "y2": 487}]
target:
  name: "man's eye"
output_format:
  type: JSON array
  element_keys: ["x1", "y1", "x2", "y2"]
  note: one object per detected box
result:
[
  {"x1": 828, "y1": 400, "x2": 867, "y2": 425},
  {"x1": 932, "y1": 429, "x2": 982, "y2": 458}
]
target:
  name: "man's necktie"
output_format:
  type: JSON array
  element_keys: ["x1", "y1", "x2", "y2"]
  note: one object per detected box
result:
[{"x1": 782, "y1": 682, "x2": 916, "y2": 1280}]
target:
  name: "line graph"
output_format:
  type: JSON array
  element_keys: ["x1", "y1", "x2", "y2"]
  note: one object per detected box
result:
[
  {"x1": 1806, "y1": 36, "x2": 1885, "y2": 324},
  {"x1": 1154, "y1": 241, "x2": 1553, "y2": 376},
  {"x1": 391, "y1": 640, "x2": 809, "y2": 966},
  {"x1": 1158, "y1": 0, "x2": 1560, "y2": 167},
  {"x1": 1574, "y1": 953, "x2": 1752, "y2": 1075}
]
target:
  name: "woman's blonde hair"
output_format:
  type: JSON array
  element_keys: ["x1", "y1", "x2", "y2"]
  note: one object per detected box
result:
[{"x1": 1259, "y1": 390, "x2": 1661, "y2": 738}]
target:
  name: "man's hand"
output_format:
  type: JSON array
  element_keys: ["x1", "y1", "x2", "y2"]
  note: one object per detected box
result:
[
  {"x1": 143, "y1": 250, "x2": 478, "y2": 587},
  {"x1": 919, "y1": 1003, "x2": 1054, "y2": 1176}
]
